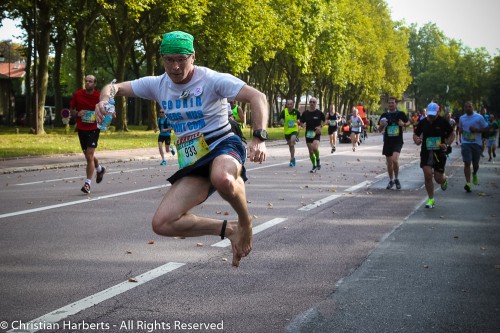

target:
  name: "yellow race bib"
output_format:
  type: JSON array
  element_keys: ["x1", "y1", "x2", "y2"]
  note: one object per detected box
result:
[
  {"x1": 387, "y1": 125, "x2": 400, "y2": 137},
  {"x1": 462, "y1": 131, "x2": 476, "y2": 142},
  {"x1": 425, "y1": 137, "x2": 441, "y2": 150},
  {"x1": 175, "y1": 132, "x2": 211, "y2": 169},
  {"x1": 81, "y1": 110, "x2": 96, "y2": 123}
]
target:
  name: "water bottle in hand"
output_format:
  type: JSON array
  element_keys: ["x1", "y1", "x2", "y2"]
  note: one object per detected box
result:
[
  {"x1": 98, "y1": 99, "x2": 115, "y2": 130},
  {"x1": 98, "y1": 79, "x2": 117, "y2": 131}
]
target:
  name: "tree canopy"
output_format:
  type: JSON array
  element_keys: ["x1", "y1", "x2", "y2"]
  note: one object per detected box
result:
[{"x1": 1, "y1": 0, "x2": 497, "y2": 133}]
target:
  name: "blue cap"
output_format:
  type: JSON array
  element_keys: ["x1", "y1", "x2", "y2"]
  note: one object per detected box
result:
[{"x1": 427, "y1": 102, "x2": 439, "y2": 116}]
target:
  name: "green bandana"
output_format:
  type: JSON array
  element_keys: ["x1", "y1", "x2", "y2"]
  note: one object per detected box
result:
[{"x1": 159, "y1": 31, "x2": 194, "y2": 55}]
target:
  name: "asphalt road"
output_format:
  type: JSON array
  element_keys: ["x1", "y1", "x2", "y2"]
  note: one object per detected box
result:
[{"x1": 0, "y1": 132, "x2": 498, "y2": 333}]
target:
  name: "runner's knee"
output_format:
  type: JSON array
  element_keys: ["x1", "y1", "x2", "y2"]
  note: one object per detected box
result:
[{"x1": 152, "y1": 211, "x2": 177, "y2": 236}]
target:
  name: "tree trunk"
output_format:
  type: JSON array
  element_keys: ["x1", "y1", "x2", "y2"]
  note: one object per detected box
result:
[{"x1": 35, "y1": 0, "x2": 52, "y2": 135}]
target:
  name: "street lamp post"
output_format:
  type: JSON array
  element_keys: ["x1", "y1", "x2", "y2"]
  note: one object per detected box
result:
[{"x1": 0, "y1": 40, "x2": 12, "y2": 125}]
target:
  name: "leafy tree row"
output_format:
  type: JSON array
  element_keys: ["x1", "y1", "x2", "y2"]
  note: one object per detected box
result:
[
  {"x1": 1, "y1": 0, "x2": 497, "y2": 134},
  {"x1": 407, "y1": 22, "x2": 497, "y2": 116}
]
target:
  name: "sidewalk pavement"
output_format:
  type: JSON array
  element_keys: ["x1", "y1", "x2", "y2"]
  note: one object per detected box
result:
[
  {"x1": 0, "y1": 148, "x2": 161, "y2": 174},
  {"x1": 288, "y1": 157, "x2": 500, "y2": 333},
  {"x1": 0, "y1": 140, "x2": 287, "y2": 174}
]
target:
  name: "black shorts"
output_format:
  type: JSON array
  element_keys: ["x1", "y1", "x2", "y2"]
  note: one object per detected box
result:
[
  {"x1": 158, "y1": 135, "x2": 171, "y2": 145},
  {"x1": 420, "y1": 150, "x2": 447, "y2": 173},
  {"x1": 327, "y1": 126, "x2": 338, "y2": 135},
  {"x1": 284, "y1": 132, "x2": 298, "y2": 142},
  {"x1": 78, "y1": 129, "x2": 100, "y2": 151},
  {"x1": 382, "y1": 142, "x2": 403, "y2": 156},
  {"x1": 305, "y1": 134, "x2": 321, "y2": 144}
]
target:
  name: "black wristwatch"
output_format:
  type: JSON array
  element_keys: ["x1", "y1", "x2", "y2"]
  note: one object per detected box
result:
[{"x1": 253, "y1": 129, "x2": 268, "y2": 141}]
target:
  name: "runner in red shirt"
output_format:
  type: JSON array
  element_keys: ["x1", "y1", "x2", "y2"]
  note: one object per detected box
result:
[{"x1": 70, "y1": 75, "x2": 106, "y2": 194}]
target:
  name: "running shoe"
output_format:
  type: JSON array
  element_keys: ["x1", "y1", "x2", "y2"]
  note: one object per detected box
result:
[
  {"x1": 81, "y1": 183, "x2": 90, "y2": 194},
  {"x1": 96, "y1": 166, "x2": 106, "y2": 184},
  {"x1": 310, "y1": 166, "x2": 317, "y2": 173},
  {"x1": 170, "y1": 146, "x2": 176, "y2": 156},
  {"x1": 331, "y1": 147, "x2": 334, "y2": 153},
  {"x1": 394, "y1": 179, "x2": 401, "y2": 189},
  {"x1": 464, "y1": 183, "x2": 472, "y2": 193},
  {"x1": 317, "y1": 164, "x2": 321, "y2": 171},
  {"x1": 440, "y1": 179, "x2": 447, "y2": 191},
  {"x1": 386, "y1": 180, "x2": 395, "y2": 189},
  {"x1": 494, "y1": 152, "x2": 497, "y2": 158},
  {"x1": 472, "y1": 174, "x2": 478, "y2": 185},
  {"x1": 160, "y1": 160, "x2": 167, "y2": 165},
  {"x1": 488, "y1": 157, "x2": 492, "y2": 162},
  {"x1": 425, "y1": 198, "x2": 435, "y2": 208}
]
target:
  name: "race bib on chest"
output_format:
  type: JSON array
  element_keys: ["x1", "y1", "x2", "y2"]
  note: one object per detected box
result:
[
  {"x1": 175, "y1": 132, "x2": 211, "y2": 169},
  {"x1": 306, "y1": 130, "x2": 316, "y2": 138},
  {"x1": 387, "y1": 125, "x2": 400, "y2": 137},
  {"x1": 425, "y1": 137, "x2": 441, "y2": 150},
  {"x1": 81, "y1": 110, "x2": 96, "y2": 123},
  {"x1": 462, "y1": 131, "x2": 476, "y2": 142},
  {"x1": 287, "y1": 120, "x2": 296, "y2": 127},
  {"x1": 329, "y1": 119, "x2": 337, "y2": 126}
]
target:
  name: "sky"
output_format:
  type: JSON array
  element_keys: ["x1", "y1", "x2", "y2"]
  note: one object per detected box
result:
[
  {"x1": 1, "y1": 1, "x2": 499, "y2": 55},
  {"x1": 385, "y1": 0, "x2": 499, "y2": 56}
]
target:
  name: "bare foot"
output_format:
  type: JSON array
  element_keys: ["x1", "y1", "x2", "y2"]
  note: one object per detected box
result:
[{"x1": 227, "y1": 219, "x2": 253, "y2": 267}]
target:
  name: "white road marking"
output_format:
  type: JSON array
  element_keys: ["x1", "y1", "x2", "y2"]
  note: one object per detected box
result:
[
  {"x1": 15, "y1": 168, "x2": 150, "y2": 186},
  {"x1": 298, "y1": 194, "x2": 343, "y2": 211},
  {"x1": 345, "y1": 181, "x2": 371, "y2": 192},
  {"x1": 0, "y1": 184, "x2": 169, "y2": 219},
  {"x1": 7, "y1": 262, "x2": 185, "y2": 333},
  {"x1": 211, "y1": 217, "x2": 288, "y2": 247}
]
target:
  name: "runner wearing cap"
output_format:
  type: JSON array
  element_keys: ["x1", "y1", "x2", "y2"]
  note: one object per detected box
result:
[{"x1": 413, "y1": 102, "x2": 455, "y2": 208}]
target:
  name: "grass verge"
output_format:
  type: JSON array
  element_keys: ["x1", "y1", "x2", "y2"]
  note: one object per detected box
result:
[{"x1": 0, "y1": 125, "x2": 309, "y2": 158}]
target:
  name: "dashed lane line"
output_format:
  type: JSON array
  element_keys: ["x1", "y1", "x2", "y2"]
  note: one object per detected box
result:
[
  {"x1": 211, "y1": 217, "x2": 288, "y2": 247},
  {"x1": 0, "y1": 184, "x2": 169, "y2": 219},
  {"x1": 14, "y1": 168, "x2": 151, "y2": 186},
  {"x1": 7, "y1": 262, "x2": 185, "y2": 333}
]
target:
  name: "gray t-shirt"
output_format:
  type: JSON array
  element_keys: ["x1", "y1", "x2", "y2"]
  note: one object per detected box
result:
[
  {"x1": 459, "y1": 112, "x2": 488, "y2": 145},
  {"x1": 131, "y1": 66, "x2": 245, "y2": 148}
]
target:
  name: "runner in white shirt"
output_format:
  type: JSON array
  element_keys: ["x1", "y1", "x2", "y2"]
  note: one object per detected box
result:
[{"x1": 96, "y1": 31, "x2": 268, "y2": 267}]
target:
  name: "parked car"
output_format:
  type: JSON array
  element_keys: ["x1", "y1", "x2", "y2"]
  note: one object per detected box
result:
[{"x1": 44, "y1": 106, "x2": 56, "y2": 125}]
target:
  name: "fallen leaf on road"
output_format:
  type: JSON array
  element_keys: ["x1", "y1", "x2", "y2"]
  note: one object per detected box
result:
[
  {"x1": 128, "y1": 277, "x2": 138, "y2": 283},
  {"x1": 147, "y1": 240, "x2": 155, "y2": 244},
  {"x1": 196, "y1": 243, "x2": 204, "y2": 247}
]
